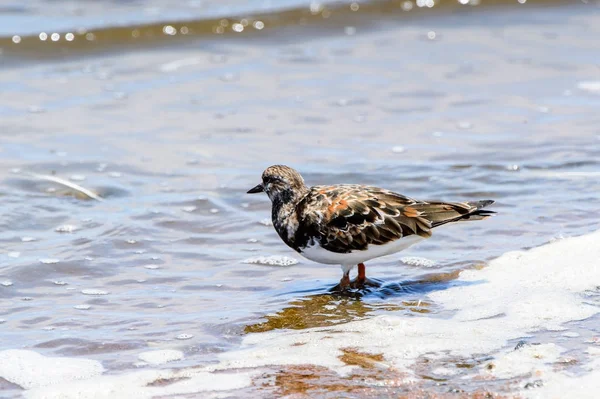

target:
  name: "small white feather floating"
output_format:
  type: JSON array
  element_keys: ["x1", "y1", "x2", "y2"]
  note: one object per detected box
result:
[{"x1": 26, "y1": 173, "x2": 104, "y2": 202}]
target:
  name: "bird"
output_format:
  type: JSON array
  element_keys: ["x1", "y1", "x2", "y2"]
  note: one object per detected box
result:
[{"x1": 247, "y1": 165, "x2": 495, "y2": 290}]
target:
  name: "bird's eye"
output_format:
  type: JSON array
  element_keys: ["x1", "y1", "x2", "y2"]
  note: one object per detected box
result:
[{"x1": 264, "y1": 176, "x2": 282, "y2": 185}]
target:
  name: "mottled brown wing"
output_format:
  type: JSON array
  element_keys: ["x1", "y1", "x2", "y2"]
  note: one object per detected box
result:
[
  {"x1": 297, "y1": 185, "x2": 433, "y2": 254},
  {"x1": 410, "y1": 200, "x2": 496, "y2": 227}
]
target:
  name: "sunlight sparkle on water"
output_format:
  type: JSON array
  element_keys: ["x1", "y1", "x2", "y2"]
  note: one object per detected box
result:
[
  {"x1": 416, "y1": 0, "x2": 435, "y2": 8},
  {"x1": 163, "y1": 25, "x2": 176, "y2": 35},
  {"x1": 310, "y1": 2, "x2": 323, "y2": 14}
]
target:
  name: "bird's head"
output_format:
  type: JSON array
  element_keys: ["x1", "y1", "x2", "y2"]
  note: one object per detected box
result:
[{"x1": 247, "y1": 165, "x2": 307, "y2": 204}]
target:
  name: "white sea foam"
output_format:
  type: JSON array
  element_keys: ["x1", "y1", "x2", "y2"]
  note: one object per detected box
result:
[
  {"x1": 577, "y1": 81, "x2": 600, "y2": 93},
  {"x1": 39, "y1": 258, "x2": 60, "y2": 264},
  {"x1": 215, "y1": 230, "x2": 600, "y2": 385},
  {"x1": 484, "y1": 343, "x2": 563, "y2": 379},
  {"x1": 55, "y1": 224, "x2": 77, "y2": 233},
  {"x1": 241, "y1": 255, "x2": 299, "y2": 266},
  {"x1": 81, "y1": 289, "x2": 109, "y2": 295},
  {"x1": 24, "y1": 368, "x2": 255, "y2": 399},
  {"x1": 159, "y1": 57, "x2": 203, "y2": 72},
  {"x1": 0, "y1": 350, "x2": 104, "y2": 389},
  {"x1": 524, "y1": 348, "x2": 600, "y2": 399},
  {"x1": 400, "y1": 256, "x2": 436, "y2": 267},
  {"x1": 4, "y1": 231, "x2": 600, "y2": 397},
  {"x1": 0, "y1": 350, "x2": 252, "y2": 398},
  {"x1": 138, "y1": 350, "x2": 184, "y2": 365}
]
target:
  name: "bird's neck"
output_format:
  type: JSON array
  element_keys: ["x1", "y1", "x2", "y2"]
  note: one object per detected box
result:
[{"x1": 270, "y1": 186, "x2": 308, "y2": 248}]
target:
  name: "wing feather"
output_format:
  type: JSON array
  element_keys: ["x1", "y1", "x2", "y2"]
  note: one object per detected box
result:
[
  {"x1": 294, "y1": 185, "x2": 494, "y2": 254},
  {"x1": 296, "y1": 185, "x2": 430, "y2": 253}
]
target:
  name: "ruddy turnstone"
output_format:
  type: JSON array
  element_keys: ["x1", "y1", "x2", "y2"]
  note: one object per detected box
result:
[{"x1": 247, "y1": 165, "x2": 495, "y2": 290}]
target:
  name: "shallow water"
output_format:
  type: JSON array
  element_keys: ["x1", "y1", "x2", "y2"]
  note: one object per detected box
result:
[{"x1": 1, "y1": 0, "x2": 600, "y2": 397}]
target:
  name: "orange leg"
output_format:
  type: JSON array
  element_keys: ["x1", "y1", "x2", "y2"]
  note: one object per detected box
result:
[
  {"x1": 357, "y1": 263, "x2": 366, "y2": 283},
  {"x1": 339, "y1": 272, "x2": 351, "y2": 290}
]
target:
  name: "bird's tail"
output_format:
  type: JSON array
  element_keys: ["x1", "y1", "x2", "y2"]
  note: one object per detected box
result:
[{"x1": 412, "y1": 200, "x2": 496, "y2": 229}]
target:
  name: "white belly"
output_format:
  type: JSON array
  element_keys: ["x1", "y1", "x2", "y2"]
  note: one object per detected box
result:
[{"x1": 300, "y1": 235, "x2": 425, "y2": 266}]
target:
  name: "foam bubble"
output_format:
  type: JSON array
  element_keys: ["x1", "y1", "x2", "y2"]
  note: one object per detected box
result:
[
  {"x1": 577, "y1": 81, "x2": 600, "y2": 93},
  {"x1": 55, "y1": 225, "x2": 77, "y2": 233},
  {"x1": 241, "y1": 255, "x2": 299, "y2": 266},
  {"x1": 39, "y1": 258, "x2": 59, "y2": 264},
  {"x1": 259, "y1": 218, "x2": 272, "y2": 226},
  {"x1": 400, "y1": 256, "x2": 436, "y2": 267},
  {"x1": 81, "y1": 289, "x2": 109, "y2": 296}
]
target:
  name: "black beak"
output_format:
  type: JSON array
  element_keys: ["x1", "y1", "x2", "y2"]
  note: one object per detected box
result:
[{"x1": 247, "y1": 183, "x2": 264, "y2": 194}]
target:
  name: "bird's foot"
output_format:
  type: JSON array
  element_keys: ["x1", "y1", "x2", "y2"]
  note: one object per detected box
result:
[
  {"x1": 349, "y1": 276, "x2": 365, "y2": 289},
  {"x1": 349, "y1": 277, "x2": 380, "y2": 289},
  {"x1": 339, "y1": 274, "x2": 351, "y2": 290},
  {"x1": 330, "y1": 277, "x2": 381, "y2": 293}
]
